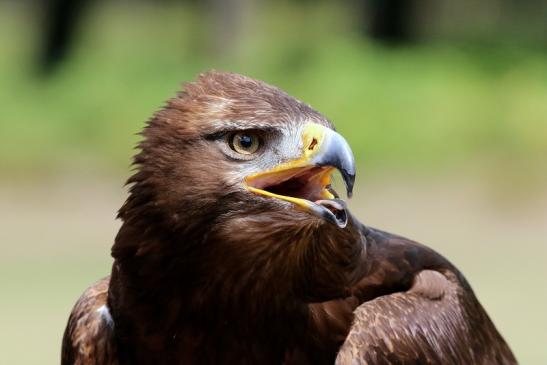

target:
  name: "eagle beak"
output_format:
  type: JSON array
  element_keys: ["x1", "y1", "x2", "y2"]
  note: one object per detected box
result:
[{"x1": 245, "y1": 123, "x2": 356, "y2": 228}]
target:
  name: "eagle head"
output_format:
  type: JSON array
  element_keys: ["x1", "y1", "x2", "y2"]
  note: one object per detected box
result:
[{"x1": 111, "y1": 71, "x2": 362, "y2": 323}]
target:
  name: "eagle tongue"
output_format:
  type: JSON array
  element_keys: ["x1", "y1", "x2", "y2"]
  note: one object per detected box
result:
[{"x1": 314, "y1": 199, "x2": 348, "y2": 228}]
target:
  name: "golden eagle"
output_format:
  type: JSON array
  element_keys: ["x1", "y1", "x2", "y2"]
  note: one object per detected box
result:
[{"x1": 61, "y1": 71, "x2": 516, "y2": 365}]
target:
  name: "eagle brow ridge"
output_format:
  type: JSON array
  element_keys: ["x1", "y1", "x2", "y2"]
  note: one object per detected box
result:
[{"x1": 203, "y1": 123, "x2": 279, "y2": 139}]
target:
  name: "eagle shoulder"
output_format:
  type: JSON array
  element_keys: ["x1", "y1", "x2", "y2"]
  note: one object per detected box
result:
[
  {"x1": 336, "y1": 268, "x2": 517, "y2": 365},
  {"x1": 61, "y1": 276, "x2": 118, "y2": 365}
]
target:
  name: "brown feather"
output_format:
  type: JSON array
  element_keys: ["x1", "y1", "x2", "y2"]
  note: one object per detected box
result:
[
  {"x1": 61, "y1": 71, "x2": 516, "y2": 365},
  {"x1": 335, "y1": 228, "x2": 517, "y2": 365},
  {"x1": 61, "y1": 277, "x2": 117, "y2": 365}
]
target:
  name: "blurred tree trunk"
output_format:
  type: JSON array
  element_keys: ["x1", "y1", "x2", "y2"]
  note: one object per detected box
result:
[
  {"x1": 360, "y1": 0, "x2": 417, "y2": 44},
  {"x1": 40, "y1": 0, "x2": 91, "y2": 74}
]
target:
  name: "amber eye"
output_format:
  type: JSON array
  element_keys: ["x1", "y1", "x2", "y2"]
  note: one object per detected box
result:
[{"x1": 229, "y1": 132, "x2": 261, "y2": 154}]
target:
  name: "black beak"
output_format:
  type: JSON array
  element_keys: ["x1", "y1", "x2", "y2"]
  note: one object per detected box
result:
[{"x1": 310, "y1": 128, "x2": 356, "y2": 198}]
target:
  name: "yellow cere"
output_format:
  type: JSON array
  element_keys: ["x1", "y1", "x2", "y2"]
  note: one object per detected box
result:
[{"x1": 301, "y1": 123, "x2": 327, "y2": 159}]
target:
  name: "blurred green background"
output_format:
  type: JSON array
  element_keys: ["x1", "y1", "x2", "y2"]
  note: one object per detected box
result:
[{"x1": 0, "y1": 0, "x2": 546, "y2": 363}]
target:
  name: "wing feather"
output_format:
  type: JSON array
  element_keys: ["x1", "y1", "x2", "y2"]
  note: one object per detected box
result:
[
  {"x1": 61, "y1": 277, "x2": 118, "y2": 365},
  {"x1": 336, "y1": 268, "x2": 516, "y2": 365}
]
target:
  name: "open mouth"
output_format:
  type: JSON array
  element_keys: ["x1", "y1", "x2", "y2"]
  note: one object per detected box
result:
[
  {"x1": 243, "y1": 122, "x2": 355, "y2": 228},
  {"x1": 245, "y1": 166, "x2": 349, "y2": 228}
]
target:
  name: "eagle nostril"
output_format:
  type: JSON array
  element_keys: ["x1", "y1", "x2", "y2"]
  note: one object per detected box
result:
[{"x1": 308, "y1": 138, "x2": 318, "y2": 151}]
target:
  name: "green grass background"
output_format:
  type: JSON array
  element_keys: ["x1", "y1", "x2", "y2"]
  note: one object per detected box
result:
[
  {"x1": 1, "y1": 1, "x2": 546, "y2": 175},
  {"x1": 0, "y1": 1, "x2": 546, "y2": 364}
]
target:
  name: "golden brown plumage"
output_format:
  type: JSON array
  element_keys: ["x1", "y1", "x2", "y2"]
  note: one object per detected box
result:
[
  {"x1": 61, "y1": 71, "x2": 516, "y2": 365},
  {"x1": 61, "y1": 278, "x2": 117, "y2": 365},
  {"x1": 335, "y1": 229, "x2": 516, "y2": 365}
]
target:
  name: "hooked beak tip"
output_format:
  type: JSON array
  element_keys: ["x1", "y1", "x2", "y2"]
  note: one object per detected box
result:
[{"x1": 343, "y1": 172, "x2": 355, "y2": 198}]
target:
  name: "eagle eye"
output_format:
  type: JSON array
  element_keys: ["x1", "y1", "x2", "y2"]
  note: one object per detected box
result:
[{"x1": 229, "y1": 132, "x2": 261, "y2": 155}]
